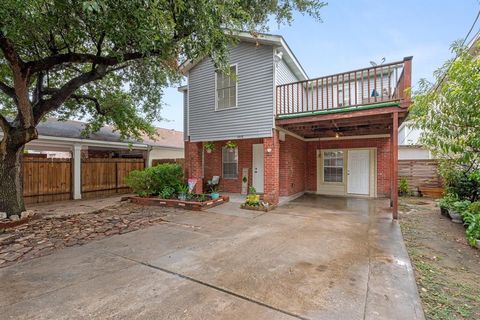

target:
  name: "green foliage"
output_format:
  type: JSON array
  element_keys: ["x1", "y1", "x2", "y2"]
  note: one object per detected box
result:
[
  {"x1": 248, "y1": 186, "x2": 257, "y2": 195},
  {"x1": 225, "y1": 140, "x2": 237, "y2": 149},
  {"x1": 409, "y1": 41, "x2": 480, "y2": 204},
  {"x1": 0, "y1": 0, "x2": 326, "y2": 139},
  {"x1": 124, "y1": 169, "x2": 156, "y2": 197},
  {"x1": 125, "y1": 163, "x2": 183, "y2": 197},
  {"x1": 177, "y1": 184, "x2": 189, "y2": 195},
  {"x1": 399, "y1": 177, "x2": 409, "y2": 195},
  {"x1": 439, "y1": 193, "x2": 459, "y2": 210},
  {"x1": 463, "y1": 212, "x2": 480, "y2": 247},
  {"x1": 159, "y1": 186, "x2": 176, "y2": 199},
  {"x1": 439, "y1": 163, "x2": 480, "y2": 201},
  {"x1": 203, "y1": 142, "x2": 215, "y2": 152},
  {"x1": 451, "y1": 200, "x2": 471, "y2": 215},
  {"x1": 467, "y1": 201, "x2": 480, "y2": 215},
  {"x1": 209, "y1": 184, "x2": 219, "y2": 193}
]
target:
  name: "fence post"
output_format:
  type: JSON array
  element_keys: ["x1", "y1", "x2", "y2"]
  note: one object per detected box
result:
[{"x1": 72, "y1": 144, "x2": 82, "y2": 200}]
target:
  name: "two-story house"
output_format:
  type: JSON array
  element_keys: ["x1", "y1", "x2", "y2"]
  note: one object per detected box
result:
[{"x1": 180, "y1": 31, "x2": 412, "y2": 218}]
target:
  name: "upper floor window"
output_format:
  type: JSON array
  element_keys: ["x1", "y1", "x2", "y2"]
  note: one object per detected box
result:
[{"x1": 216, "y1": 65, "x2": 237, "y2": 110}]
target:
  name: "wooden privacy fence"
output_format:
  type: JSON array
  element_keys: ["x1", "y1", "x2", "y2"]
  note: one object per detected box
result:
[
  {"x1": 398, "y1": 160, "x2": 442, "y2": 192},
  {"x1": 81, "y1": 158, "x2": 145, "y2": 199},
  {"x1": 23, "y1": 158, "x2": 72, "y2": 204}
]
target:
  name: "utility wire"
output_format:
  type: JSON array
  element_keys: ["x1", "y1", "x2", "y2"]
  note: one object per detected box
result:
[{"x1": 434, "y1": 8, "x2": 480, "y2": 92}]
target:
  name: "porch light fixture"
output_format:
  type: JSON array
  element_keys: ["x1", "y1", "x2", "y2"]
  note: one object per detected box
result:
[
  {"x1": 335, "y1": 133, "x2": 340, "y2": 139},
  {"x1": 266, "y1": 148, "x2": 272, "y2": 153}
]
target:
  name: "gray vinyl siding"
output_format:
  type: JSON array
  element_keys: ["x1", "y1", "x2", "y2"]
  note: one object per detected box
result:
[
  {"x1": 188, "y1": 42, "x2": 274, "y2": 141},
  {"x1": 276, "y1": 58, "x2": 300, "y2": 85},
  {"x1": 183, "y1": 90, "x2": 188, "y2": 141}
]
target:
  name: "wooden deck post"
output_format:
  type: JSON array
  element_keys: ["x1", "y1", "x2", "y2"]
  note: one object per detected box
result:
[{"x1": 392, "y1": 112, "x2": 399, "y2": 219}]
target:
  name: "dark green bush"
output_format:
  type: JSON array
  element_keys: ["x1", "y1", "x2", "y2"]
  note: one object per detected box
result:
[
  {"x1": 125, "y1": 163, "x2": 183, "y2": 197},
  {"x1": 440, "y1": 163, "x2": 480, "y2": 202}
]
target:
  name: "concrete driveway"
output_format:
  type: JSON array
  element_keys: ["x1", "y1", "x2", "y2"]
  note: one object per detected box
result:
[{"x1": 0, "y1": 195, "x2": 424, "y2": 320}]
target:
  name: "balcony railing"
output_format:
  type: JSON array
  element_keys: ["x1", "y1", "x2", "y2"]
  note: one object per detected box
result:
[{"x1": 276, "y1": 57, "x2": 412, "y2": 116}]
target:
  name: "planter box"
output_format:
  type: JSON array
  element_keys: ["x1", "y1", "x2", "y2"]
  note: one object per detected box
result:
[
  {"x1": 440, "y1": 206, "x2": 450, "y2": 218},
  {"x1": 240, "y1": 203, "x2": 275, "y2": 212},
  {"x1": 129, "y1": 195, "x2": 229, "y2": 211},
  {"x1": 448, "y1": 211, "x2": 463, "y2": 224}
]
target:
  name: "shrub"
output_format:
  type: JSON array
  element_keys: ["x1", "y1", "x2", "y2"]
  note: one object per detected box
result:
[
  {"x1": 440, "y1": 163, "x2": 480, "y2": 202},
  {"x1": 439, "y1": 193, "x2": 459, "y2": 210},
  {"x1": 463, "y1": 213, "x2": 480, "y2": 247},
  {"x1": 124, "y1": 169, "x2": 156, "y2": 197},
  {"x1": 399, "y1": 177, "x2": 409, "y2": 196},
  {"x1": 451, "y1": 200, "x2": 471, "y2": 215},
  {"x1": 125, "y1": 163, "x2": 183, "y2": 196},
  {"x1": 467, "y1": 201, "x2": 480, "y2": 215},
  {"x1": 159, "y1": 186, "x2": 176, "y2": 199}
]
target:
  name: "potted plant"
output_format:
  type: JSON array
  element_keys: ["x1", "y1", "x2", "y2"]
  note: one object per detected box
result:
[
  {"x1": 210, "y1": 184, "x2": 220, "y2": 200},
  {"x1": 399, "y1": 177, "x2": 409, "y2": 196},
  {"x1": 438, "y1": 193, "x2": 458, "y2": 217},
  {"x1": 177, "y1": 184, "x2": 189, "y2": 201},
  {"x1": 450, "y1": 200, "x2": 471, "y2": 223},
  {"x1": 225, "y1": 140, "x2": 237, "y2": 151},
  {"x1": 246, "y1": 186, "x2": 260, "y2": 204},
  {"x1": 204, "y1": 142, "x2": 215, "y2": 153}
]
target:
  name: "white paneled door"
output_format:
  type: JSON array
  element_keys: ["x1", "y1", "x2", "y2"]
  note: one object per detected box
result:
[
  {"x1": 252, "y1": 144, "x2": 264, "y2": 193},
  {"x1": 347, "y1": 150, "x2": 370, "y2": 195}
]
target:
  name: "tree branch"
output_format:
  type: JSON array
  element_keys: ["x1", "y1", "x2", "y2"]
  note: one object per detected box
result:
[
  {"x1": 0, "y1": 113, "x2": 11, "y2": 133},
  {"x1": 0, "y1": 31, "x2": 25, "y2": 70},
  {"x1": 33, "y1": 65, "x2": 108, "y2": 123},
  {"x1": 41, "y1": 88, "x2": 105, "y2": 116},
  {"x1": 26, "y1": 51, "x2": 152, "y2": 74},
  {"x1": 0, "y1": 80, "x2": 16, "y2": 100}
]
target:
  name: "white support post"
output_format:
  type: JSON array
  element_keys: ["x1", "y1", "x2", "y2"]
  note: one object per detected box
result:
[{"x1": 73, "y1": 144, "x2": 82, "y2": 200}]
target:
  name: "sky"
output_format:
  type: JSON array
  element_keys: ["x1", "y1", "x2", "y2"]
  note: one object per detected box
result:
[{"x1": 156, "y1": 0, "x2": 480, "y2": 131}]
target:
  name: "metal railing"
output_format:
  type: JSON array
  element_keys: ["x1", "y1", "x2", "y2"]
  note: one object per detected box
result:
[{"x1": 276, "y1": 57, "x2": 412, "y2": 116}]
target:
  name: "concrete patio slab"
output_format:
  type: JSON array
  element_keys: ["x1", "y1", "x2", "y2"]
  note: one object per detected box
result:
[{"x1": 0, "y1": 195, "x2": 424, "y2": 320}]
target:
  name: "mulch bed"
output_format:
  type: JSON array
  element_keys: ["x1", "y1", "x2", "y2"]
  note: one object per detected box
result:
[{"x1": 0, "y1": 203, "x2": 170, "y2": 269}]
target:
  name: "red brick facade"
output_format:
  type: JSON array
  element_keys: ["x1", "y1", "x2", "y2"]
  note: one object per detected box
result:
[
  {"x1": 185, "y1": 132, "x2": 393, "y2": 204},
  {"x1": 279, "y1": 134, "x2": 307, "y2": 196},
  {"x1": 305, "y1": 137, "x2": 392, "y2": 197}
]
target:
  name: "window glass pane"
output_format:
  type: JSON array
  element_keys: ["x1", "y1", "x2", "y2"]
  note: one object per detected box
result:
[
  {"x1": 323, "y1": 150, "x2": 343, "y2": 182},
  {"x1": 216, "y1": 65, "x2": 237, "y2": 109},
  {"x1": 222, "y1": 147, "x2": 238, "y2": 178}
]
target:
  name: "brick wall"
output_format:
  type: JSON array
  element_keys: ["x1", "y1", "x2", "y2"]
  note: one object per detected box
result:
[
  {"x1": 202, "y1": 138, "x2": 263, "y2": 193},
  {"x1": 184, "y1": 140, "x2": 203, "y2": 193},
  {"x1": 305, "y1": 137, "x2": 392, "y2": 197},
  {"x1": 279, "y1": 134, "x2": 307, "y2": 196},
  {"x1": 263, "y1": 130, "x2": 280, "y2": 204}
]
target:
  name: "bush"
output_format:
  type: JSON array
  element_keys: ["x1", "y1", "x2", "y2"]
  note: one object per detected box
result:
[
  {"x1": 125, "y1": 163, "x2": 183, "y2": 197},
  {"x1": 399, "y1": 177, "x2": 409, "y2": 196},
  {"x1": 440, "y1": 163, "x2": 480, "y2": 202},
  {"x1": 439, "y1": 193, "x2": 459, "y2": 210},
  {"x1": 463, "y1": 212, "x2": 480, "y2": 247},
  {"x1": 451, "y1": 200, "x2": 471, "y2": 215}
]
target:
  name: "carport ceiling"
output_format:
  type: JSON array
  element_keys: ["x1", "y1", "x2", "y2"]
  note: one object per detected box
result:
[{"x1": 281, "y1": 113, "x2": 406, "y2": 138}]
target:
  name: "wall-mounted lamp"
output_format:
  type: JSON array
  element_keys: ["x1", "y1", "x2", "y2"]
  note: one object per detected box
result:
[{"x1": 266, "y1": 148, "x2": 272, "y2": 153}]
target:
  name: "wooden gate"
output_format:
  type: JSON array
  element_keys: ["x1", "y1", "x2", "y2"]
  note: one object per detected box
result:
[
  {"x1": 81, "y1": 158, "x2": 145, "y2": 199},
  {"x1": 22, "y1": 158, "x2": 72, "y2": 204},
  {"x1": 398, "y1": 159, "x2": 442, "y2": 192}
]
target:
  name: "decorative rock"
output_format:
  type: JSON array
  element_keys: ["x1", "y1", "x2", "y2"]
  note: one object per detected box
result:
[
  {"x1": 0, "y1": 212, "x2": 6, "y2": 219},
  {"x1": 9, "y1": 215, "x2": 19, "y2": 221}
]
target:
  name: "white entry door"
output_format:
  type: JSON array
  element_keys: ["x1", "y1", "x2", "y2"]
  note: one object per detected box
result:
[
  {"x1": 347, "y1": 150, "x2": 370, "y2": 195},
  {"x1": 252, "y1": 144, "x2": 264, "y2": 193}
]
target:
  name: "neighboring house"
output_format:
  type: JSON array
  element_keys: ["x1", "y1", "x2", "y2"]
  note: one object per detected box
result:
[
  {"x1": 181, "y1": 31, "x2": 413, "y2": 217},
  {"x1": 1, "y1": 118, "x2": 184, "y2": 201}
]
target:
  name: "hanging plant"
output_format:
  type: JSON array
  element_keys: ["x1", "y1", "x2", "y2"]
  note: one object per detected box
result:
[
  {"x1": 204, "y1": 142, "x2": 215, "y2": 153},
  {"x1": 225, "y1": 140, "x2": 237, "y2": 150}
]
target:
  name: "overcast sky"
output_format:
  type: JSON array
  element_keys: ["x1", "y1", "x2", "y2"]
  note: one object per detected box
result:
[{"x1": 156, "y1": 0, "x2": 480, "y2": 132}]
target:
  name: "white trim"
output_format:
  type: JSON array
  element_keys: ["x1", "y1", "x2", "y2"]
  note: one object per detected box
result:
[
  {"x1": 73, "y1": 144, "x2": 82, "y2": 200},
  {"x1": 276, "y1": 127, "x2": 305, "y2": 141},
  {"x1": 215, "y1": 63, "x2": 238, "y2": 111},
  {"x1": 34, "y1": 135, "x2": 149, "y2": 149}
]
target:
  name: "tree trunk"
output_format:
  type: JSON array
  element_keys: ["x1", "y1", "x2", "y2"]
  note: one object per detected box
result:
[{"x1": 0, "y1": 142, "x2": 26, "y2": 217}]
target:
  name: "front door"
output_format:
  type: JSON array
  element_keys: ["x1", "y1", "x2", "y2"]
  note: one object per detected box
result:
[
  {"x1": 347, "y1": 150, "x2": 370, "y2": 195},
  {"x1": 252, "y1": 144, "x2": 264, "y2": 193}
]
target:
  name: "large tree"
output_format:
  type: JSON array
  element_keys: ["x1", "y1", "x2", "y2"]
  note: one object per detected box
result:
[
  {"x1": 0, "y1": 0, "x2": 326, "y2": 217},
  {"x1": 409, "y1": 41, "x2": 480, "y2": 199}
]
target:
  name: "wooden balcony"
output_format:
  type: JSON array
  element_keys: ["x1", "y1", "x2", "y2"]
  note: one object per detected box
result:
[{"x1": 276, "y1": 57, "x2": 412, "y2": 118}]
